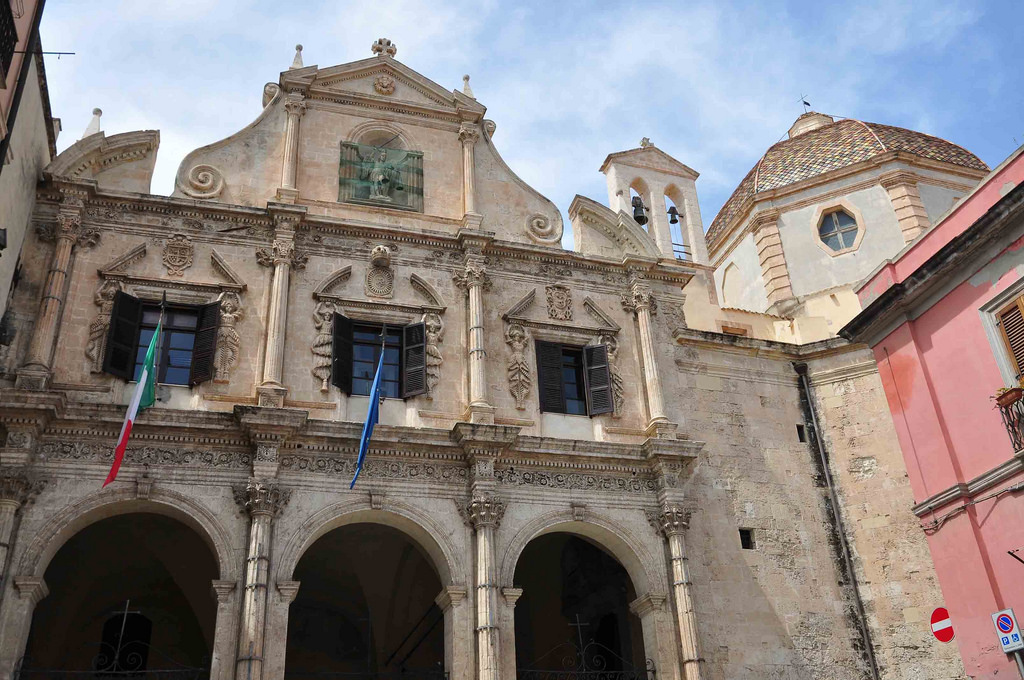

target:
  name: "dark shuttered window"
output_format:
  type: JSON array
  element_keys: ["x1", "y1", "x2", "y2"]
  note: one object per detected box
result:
[
  {"x1": 102, "y1": 292, "x2": 220, "y2": 387},
  {"x1": 536, "y1": 340, "x2": 614, "y2": 416},
  {"x1": 999, "y1": 297, "x2": 1024, "y2": 380},
  {"x1": 330, "y1": 314, "x2": 428, "y2": 399}
]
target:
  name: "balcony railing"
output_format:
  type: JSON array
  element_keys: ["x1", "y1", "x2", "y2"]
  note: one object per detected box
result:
[
  {"x1": 0, "y1": 0, "x2": 17, "y2": 82},
  {"x1": 999, "y1": 397, "x2": 1024, "y2": 452}
]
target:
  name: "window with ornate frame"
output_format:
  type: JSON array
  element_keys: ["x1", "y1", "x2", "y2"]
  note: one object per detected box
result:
[
  {"x1": 330, "y1": 313, "x2": 426, "y2": 399},
  {"x1": 535, "y1": 340, "x2": 613, "y2": 416}
]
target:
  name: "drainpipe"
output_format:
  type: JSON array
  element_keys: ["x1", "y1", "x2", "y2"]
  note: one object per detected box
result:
[{"x1": 794, "y1": 362, "x2": 880, "y2": 680}]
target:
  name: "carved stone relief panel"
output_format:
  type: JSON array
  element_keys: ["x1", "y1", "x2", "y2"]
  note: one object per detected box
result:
[
  {"x1": 163, "y1": 234, "x2": 194, "y2": 276},
  {"x1": 312, "y1": 300, "x2": 335, "y2": 392},
  {"x1": 505, "y1": 323, "x2": 531, "y2": 410},
  {"x1": 86, "y1": 280, "x2": 122, "y2": 373},
  {"x1": 424, "y1": 312, "x2": 443, "y2": 397},
  {"x1": 600, "y1": 333, "x2": 625, "y2": 414},
  {"x1": 365, "y1": 245, "x2": 395, "y2": 298},
  {"x1": 545, "y1": 284, "x2": 572, "y2": 321},
  {"x1": 214, "y1": 292, "x2": 244, "y2": 383}
]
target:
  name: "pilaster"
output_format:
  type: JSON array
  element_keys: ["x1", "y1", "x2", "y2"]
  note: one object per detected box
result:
[
  {"x1": 622, "y1": 274, "x2": 666, "y2": 426},
  {"x1": 750, "y1": 209, "x2": 793, "y2": 305},
  {"x1": 453, "y1": 231, "x2": 495, "y2": 424},
  {"x1": 459, "y1": 122, "x2": 481, "y2": 215},
  {"x1": 277, "y1": 94, "x2": 307, "y2": 202},
  {"x1": 881, "y1": 170, "x2": 931, "y2": 243}
]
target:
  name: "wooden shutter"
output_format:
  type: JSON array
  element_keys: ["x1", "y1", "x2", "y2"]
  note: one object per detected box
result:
[
  {"x1": 584, "y1": 343, "x2": 614, "y2": 416},
  {"x1": 402, "y1": 321, "x2": 427, "y2": 398},
  {"x1": 999, "y1": 298, "x2": 1024, "y2": 379},
  {"x1": 535, "y1": 340, "x2": 564, "y2": 413},
  {"x1": 189, "y1": 301, "x2": 221, "y2": 386},
  {"x1": 102, "y1": 291, "x2": 143, "y2": 380},
  {"x1": 331, "y1": 312, "x2": 353, "y2": 393}
]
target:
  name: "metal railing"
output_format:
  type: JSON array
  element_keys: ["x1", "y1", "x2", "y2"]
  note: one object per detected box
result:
[
  {"x1": 516, "y1": 641, "x2": 654, "y2": 680},
  {"x1": 285, "y1": 672, "x2": 448, "y2": 680},
  {"x1": 999, "y1": 397, "x2": 1024, "y2": 452},
  {"x1": 14, "y1": 642, "x2": 209, "y2": 680},
  {"x1": 671, "y1": 243, "x2": 691, "y2": 261},
  {"x1": 0, "y1": 0, "x2": 16, "y2": 81}
]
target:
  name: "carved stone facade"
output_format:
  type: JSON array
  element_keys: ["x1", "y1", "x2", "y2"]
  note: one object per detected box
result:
[{"x1": 0, "y1": 40, "x2": 963, "y2": 680}]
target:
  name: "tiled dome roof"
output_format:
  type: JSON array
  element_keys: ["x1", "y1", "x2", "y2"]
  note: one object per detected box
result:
[{"x1": 706, "y1": 115, "x2": 988, "y2": 250}]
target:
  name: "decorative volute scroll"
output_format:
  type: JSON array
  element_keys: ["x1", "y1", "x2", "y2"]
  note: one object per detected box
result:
[
  {"x1": 526, "y1": 213, "x2": 561, "y2": 244},
  {"x1": 181, "y1": 164, "x2": 225, "y2": 199},
  {"x1": 505, "y1": 324, "x2": 531, "y2": 410},
  {"x1": 86, "y1": 280, "x2": 122, "y2": 373}
]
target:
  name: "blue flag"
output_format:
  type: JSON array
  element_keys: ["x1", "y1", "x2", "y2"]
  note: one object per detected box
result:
[{"x1": 351, "y1": 351, "x2": 384, "y2": 489}]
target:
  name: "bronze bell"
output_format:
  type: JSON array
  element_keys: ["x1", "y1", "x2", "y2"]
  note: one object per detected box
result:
[
  {"x1": 668, "y1": 206, "x2": 679, "y2": 224},
  {"x1": 631, "y1": 196, "x2": 648, "y2": 226}
]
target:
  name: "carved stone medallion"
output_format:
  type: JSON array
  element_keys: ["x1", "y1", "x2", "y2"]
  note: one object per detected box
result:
[
  {"x1": 365, "y1": 245, "x2": 394, "y2": 298},
  {"x1": 163, "y1": 234, "x2": 194, "y2": 276},
  {"x1": 545, "y1": 284, "x2": 572, "y2": 321},
  {"x1": 374, "y1": 75, "x2": 396, "y2": 95}
]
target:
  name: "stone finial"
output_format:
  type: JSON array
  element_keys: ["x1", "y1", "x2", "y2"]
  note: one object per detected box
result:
[
  {"x1": 639, "y1": 137, "x2": 652, "y2": 148},
  {"x1": 371, "y1": 38, "x2": 397, "y2": 57},
  {"x1": 82, "y1": 108, "x2": 102, "y2": 139},
  {"x1": 462, "y1": 74, "x2": 475, "y2": 99},
  {"x1": 290, "y1": 44, "x2": 304, "y2": 70}
]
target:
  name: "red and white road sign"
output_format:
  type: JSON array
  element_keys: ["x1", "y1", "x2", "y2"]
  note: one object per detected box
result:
[
  {"x1": 931, "y1": 607, "x2": 955, "y2": 643},
  {"x1": 992, "y1": 609, "x2": 1024, "y2": 652}
]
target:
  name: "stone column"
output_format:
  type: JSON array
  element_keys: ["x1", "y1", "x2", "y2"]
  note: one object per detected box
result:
[
  {"x1": 233, "y1": 479, "x2": 290, "y2": 680},
  {"x1": 17, "y1": 191, "x2": 99, "y2": 390},
  {"x1": 629, "y1": 593, "x2": 674, "y2": 680},
  {"x1": 436, "y1": 586, "x2": 469, "y2": 680},
  {"x1": 881, "y1": 171, "x2": 931, "y2": 243},
  {"x1": 211, "y1": 580, "x2": 238, "y2": 680},
  {"x1": 277, "y1": 95, "x2": 307, "y2": 204},
  {"x1": 655, "y1": 507, "x2": 702, "y2": 680},
  {"x1": 256, "y1": 206, "x2": 307, "y2": 408},
  {"x1": 622, "y1": 278, "x2": 666, "y2": 425},
  {"x1": 0, "y1": 578, "x2": 47, "y2": 680},
  {"x1": 499, "y1": 587, "x2": 523, "y2": 680},
  {"x1": 464, "y1": 497, "x2": 505, "y2": 680},
  {"x1": 261, "y1": 581, "x2": 300, "y2": 680},
  {"x1": 453, "y1": 249, "x2": 493, "y2": 423},
  {"x1": 750, "y1": 210, "x2": 793, "y2": 305},
  {"x1": 459, "y1": 123, "x2": 481, "y2": 215},
  {"x1": 0, "y1": 470, "x2": 45, "y2": 582}
]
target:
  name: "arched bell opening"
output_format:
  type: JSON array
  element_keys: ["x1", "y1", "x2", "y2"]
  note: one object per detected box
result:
[
  {"x1": 285, "y1": 523, "x2": 445, "y2": 680},
  {"x1": 663, "y1": 185, "x2": 689, "y2": 261},
  {"x1": 20, "y1": 513, "x2": 218, "y2": 678},
  {"x1": 628, "y1": 180, "x2": 651, "y2": 233},
  {"x1": 513, "y1": 533, "x2": 650, "y2": 680}
]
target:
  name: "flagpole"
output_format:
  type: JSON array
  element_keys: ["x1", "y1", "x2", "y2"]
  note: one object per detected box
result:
[{"x1": 154, "y1": 292, "x2": 167, "y2": 392}]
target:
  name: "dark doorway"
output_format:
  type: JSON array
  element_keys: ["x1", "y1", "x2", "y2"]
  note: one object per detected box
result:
[
  {"x1": 21, "y1": 513, "x2": 217, "y2": 678},
  {"x1": 285, "y1": 523, "x2": 445, "y2": 680},
  {"x1": 514, "y1": 533, "x2": 649, "y2": 680}
]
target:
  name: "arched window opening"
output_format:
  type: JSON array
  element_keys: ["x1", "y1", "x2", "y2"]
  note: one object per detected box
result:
[
  {"x1": 513, "y1": 533, "x2": 650, "y2": 680},
  {"x1": 664, "y1": 188, "x2": 689, "y2": 260},
  {"x1": 286, "y1": 523, "x2": 445, "y2": 680},
  {"x1": 21, "y1": 513, "x2": 217, "y2": 678}
]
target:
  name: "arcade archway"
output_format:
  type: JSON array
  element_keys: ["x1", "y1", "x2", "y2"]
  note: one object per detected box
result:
[
  {"x1": 285, "y1": 523, "x2": 445, "y2": 679},
  {"x1": 20, "y1": 512, "x2": 218, "y2": 676},
  {"x1": 513, "y1": 533, "x2": 649, "y2": 680}
]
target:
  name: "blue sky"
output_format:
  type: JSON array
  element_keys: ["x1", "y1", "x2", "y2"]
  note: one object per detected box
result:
[{"x1": 40, "y1": 0, "x2": 1022, "y2": 249}]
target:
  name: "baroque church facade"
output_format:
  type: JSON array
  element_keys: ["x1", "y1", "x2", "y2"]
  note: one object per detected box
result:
[{"x1": 0, "y1": 39, "x2": 988, "y2": 680}]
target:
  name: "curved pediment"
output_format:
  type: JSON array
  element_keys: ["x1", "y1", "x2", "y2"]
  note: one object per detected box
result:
[
  {"x1": 46, "y1": 130, "x2": 160, "y2": 194},
  {"x1": 568, "y1": 195, "x2": 661, "y2": 259}
]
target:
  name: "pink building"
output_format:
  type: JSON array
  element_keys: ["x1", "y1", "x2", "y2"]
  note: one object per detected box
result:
[{"x1": 842, "y1": 146, "x2": 1024, "y2": 678}]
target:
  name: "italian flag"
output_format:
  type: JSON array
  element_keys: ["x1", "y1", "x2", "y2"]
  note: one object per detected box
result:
[{"x1": 104, "y1": 319, "x2": 161, "y2": 487}]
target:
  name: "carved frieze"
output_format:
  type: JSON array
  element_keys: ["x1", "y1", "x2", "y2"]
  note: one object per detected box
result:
[
  {"x1": 214, "y1": 292, "x2": 244, "y2": 383},
  {"x1": 424, "y1": 312, "x2": 443, "y2": 396},
  {"x1": 279, "y1": 454, "x2": 468, "y2": 483},
  {"x1": 505, "y1": 324, "x2": 531, "y2": 410},
  {"x1": 86, "y1": 280, "x2": 122, "y2": 373},
  {"x1": 311, "y1": 300, "x2": 334, "y2": 392},
  {"x1": 545, "y1": 284, "x2": 572, "y2": 321},
  {"x1": 365, "y1": 245, "x2": 395, "y2": 298},
  {"x1": 38, "y1": 441, "x2": 252, "y2": 469},
  {"x1": 163, "y1": 234, "x2": 194, "y2": 276},
  {"x1": 494, "y1": 467, "x2": 657, "y2": 495}
]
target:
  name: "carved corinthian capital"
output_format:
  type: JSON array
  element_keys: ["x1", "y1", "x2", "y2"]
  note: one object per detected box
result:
[
  {"x1": 460, "y1": 496, "x2": 506, "y2": 529},
  {"x1": 458, "y1": 123, "x2": 480, "y2": 145},
  {"x1": 283, "y1": 95, "x2": 307, "y2": 118},
  {"x1": 233, "y1": 478, "x2": 290, "y2": 518},
  {"x1": 0, "y1": 468, "x2": 46, "y2": 506},
  {"x1": 256, "y1": 239, "x2": 307, "y2": 269},
  {"x1": 621, "y1": 284, "x2": 657, "y2": 315},
  {"x1": 647, "y1": 504, "x2": 690, "y2": 538},
  {"x1": 452, "y1": 261, "x2": 491, "y2": 294}
]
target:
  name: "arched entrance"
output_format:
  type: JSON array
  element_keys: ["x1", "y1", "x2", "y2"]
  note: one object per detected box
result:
[
  {"x1": 513, "y1": 533, "x2": 650, "y2": 680},
  {"x1": 285, "y1": 523, "x2": 445, "y2": 680},
  {"x1": 19, "y1": 512, "x2": 218, "y2": 678}
]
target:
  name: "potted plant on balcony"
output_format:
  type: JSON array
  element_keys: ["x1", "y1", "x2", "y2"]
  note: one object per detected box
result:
[{"x1": 994, "y1": 385, "x2": 1024, "y2": 408}]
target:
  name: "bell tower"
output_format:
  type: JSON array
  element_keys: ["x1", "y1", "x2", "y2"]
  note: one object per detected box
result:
[{"x1": 599, "y1": 139, "x2": 708, "y2": 264}]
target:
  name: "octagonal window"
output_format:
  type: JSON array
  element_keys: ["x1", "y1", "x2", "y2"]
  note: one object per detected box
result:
[{"x1": 818, "y1": 209, "x2": 859, "y2": 252}]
